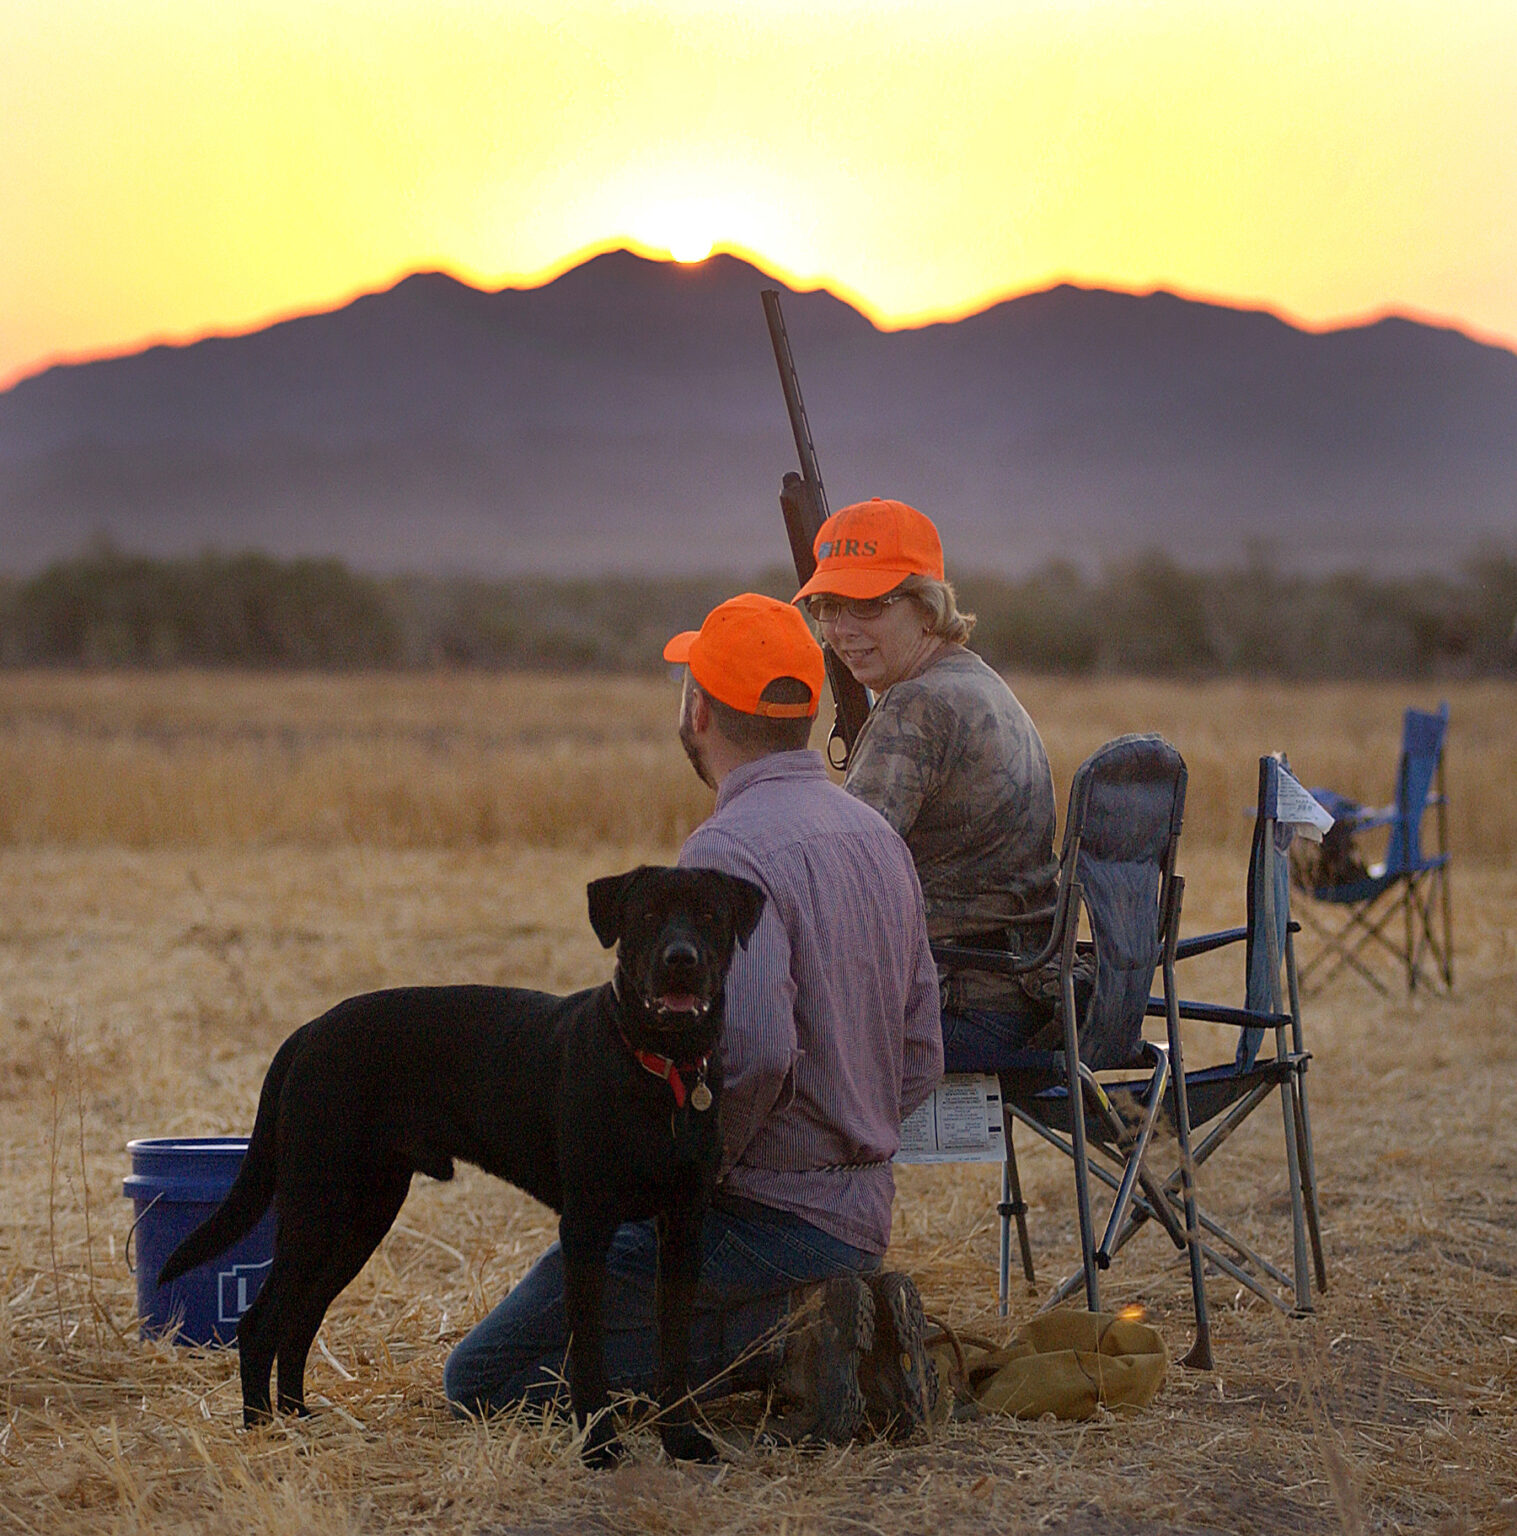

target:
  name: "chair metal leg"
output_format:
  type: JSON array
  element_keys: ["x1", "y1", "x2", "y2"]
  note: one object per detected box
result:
[
  {"x1": 1286, "y1": 936, "x2": 1328, "y2": 1294},
  {"x1": 1059, "y1": 886, "x2": 1100, "y2": 1315},
  {"x1": 1164, "y1": 879, "x2": 1213, "y2": 1370},
  {"x1": 1257, "y1": 873, "x2": 1312, "y2": 1312},
  {"x1": 1439, "y1": 871, "x2": 1453, "y2": 989},
  {"x1": 1409, "y1": 871, "x2": 1454, "y2": 994},
  {"x1": 1066, "y1": 1062, "x2": 1188, "y2": 1254},
  {"x1": 1001, "y1": 1108, "x2": 1035, "y2": 1296},
  {"x1": 1274, "y1": 1025, "x2": 1313, "y2": 1314},
  {"x1": 1404, "y1": 880, "x2": 1417, "y2": 992},
  {"x1": 1066, "y1": 1072, "x2": 1100, "y2": 1314},
  {"x1": 998, "y1": 1155, "x2": 1011, "y2": 1318},
  {"x1": 1431, "y1": 761, "x2": 1455, "y2": 989},
  {"x1": 1294, "y1": 1079, "x2": 1328, "y2": 1294},
  {"x1": 1089, "y1": 1048, "x2": 1172, "y2": 1266}
]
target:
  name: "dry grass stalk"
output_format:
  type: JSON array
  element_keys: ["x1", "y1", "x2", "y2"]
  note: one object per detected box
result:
[{"x1": 1, "y1": 672, "x2": 1514, "y2": 1533}]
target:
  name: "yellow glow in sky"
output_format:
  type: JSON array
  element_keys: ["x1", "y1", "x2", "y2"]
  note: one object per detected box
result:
[{"x1": 3, "y1": 0, "x2": 1514, "y2": 387}]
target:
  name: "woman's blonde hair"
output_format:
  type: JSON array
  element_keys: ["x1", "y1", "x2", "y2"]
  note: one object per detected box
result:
[{"x1": 898, "y1": 573, "x2": 976, "y2": 644}]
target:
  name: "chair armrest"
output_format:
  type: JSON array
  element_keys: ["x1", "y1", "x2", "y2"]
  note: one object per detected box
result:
[
  {"x1": 1338, "y1": 803, "x2": 1397, "y2": 833},
  {"x1": 932, "y1": 941, "x2": 1042, "y2": 977},
  {"x1": 931, "y1": 906, "x2": 1062, "y2": 977},
  {"x1": 1004, "y1": 906, "x2": 1059, "y2": 926},
  {"x1": 1146, "y1": 997, "x2": 1292, "y2": 1030},
  {"x1": 1174, "y1": 926, "x2": 1248, "y2": 961}
]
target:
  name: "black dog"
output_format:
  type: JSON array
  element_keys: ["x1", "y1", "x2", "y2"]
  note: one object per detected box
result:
[{"x1": 158, "y1": 864, "x2": 764, "y2": 1465}]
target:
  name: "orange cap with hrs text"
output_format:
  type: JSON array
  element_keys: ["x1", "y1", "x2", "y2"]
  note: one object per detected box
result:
[{"x1": 792, "y1": 498, "x2": 945, "y2": 603}]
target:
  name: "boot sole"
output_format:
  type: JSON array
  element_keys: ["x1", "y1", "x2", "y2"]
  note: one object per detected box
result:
[
  {"x1": 862, "y1": 1272, "x2": 935, "y2": 1436},
  {"x1": 811, "y1": 1275, "x2": 875, "y2": 1444}
]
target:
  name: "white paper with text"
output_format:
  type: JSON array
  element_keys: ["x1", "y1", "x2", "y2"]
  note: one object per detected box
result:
[
  {"x1": 896, "y1": 1074, "x2": 1005, "y2": 1164},
  {"x1": 1273, "y1": 766, "x2": 1336, "y2": 843}
]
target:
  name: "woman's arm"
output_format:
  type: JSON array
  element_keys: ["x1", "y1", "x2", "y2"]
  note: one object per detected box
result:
[{"x1": 841, "y1": 686, "x2": 952, "y2": 840}]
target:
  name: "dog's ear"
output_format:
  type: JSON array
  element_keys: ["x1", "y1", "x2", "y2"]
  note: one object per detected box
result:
[
  {"x1": 587, "y1": 869, "x2": 638, "y2": 948},
  {"x1": 713, "y1": 872, "x2": 766, "y2": 949}
]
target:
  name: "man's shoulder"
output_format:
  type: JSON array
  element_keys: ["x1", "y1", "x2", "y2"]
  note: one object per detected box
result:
[
  {"x1": 722, "y1": 759, "x2": 895, "y2": 831},
  {"x1": 686, "y1": 757, "x2": 910, "y2": 860}
]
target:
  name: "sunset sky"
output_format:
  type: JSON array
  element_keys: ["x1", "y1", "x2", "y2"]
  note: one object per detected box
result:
[{"x1": 5, "y1": 0, "x2": 1514, "y2": 389}]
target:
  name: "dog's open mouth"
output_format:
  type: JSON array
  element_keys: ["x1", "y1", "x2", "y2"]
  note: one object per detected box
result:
[{"x1": 655, "y1": 993, "x2": 705, "y2": 1016}]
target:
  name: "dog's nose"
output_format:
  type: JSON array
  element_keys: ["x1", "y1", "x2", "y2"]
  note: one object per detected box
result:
[{"x1": 661, "y1": 940, "x2": 700, "y2": 971}]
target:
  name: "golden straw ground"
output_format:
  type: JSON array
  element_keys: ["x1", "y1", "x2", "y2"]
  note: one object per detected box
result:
[{"x1": 1, "y1": 672, "x2": 1513, "y2": 1534}]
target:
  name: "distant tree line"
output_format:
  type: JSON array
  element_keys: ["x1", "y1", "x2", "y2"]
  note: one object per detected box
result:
[{"x1": 0, "y1": 543, "x2": 1513, "y2": 678}]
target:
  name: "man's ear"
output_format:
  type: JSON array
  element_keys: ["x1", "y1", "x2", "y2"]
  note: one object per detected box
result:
[
  {"x1": 713, "y1": 872, "x2": 766, "y2": 949},
  {"x1": 686, "y1": 678, "x2": 711, "y2": 731},
  {"x1": 587, "y1": 869, "x2": 638, "y2": 948}
]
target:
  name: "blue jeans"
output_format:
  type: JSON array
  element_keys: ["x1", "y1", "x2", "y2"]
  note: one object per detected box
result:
[
  {"x1": 940, "y1": 1005, "x2": 1047, "y2": 1073},
  {"x1": 442, "y1": 1196, "x2": 880, "y2": 1416}
]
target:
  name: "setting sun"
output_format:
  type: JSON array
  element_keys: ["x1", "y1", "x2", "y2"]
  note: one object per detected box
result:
[
  {"x1": 664, "y1": 219, "x2": 714, "y2": 264},
  {"x1": 668, "y1": 233, "x2": 713, "y2": 265},
  {"x1": 632, "y1": 197, "x2": 720, "y2": 266}
]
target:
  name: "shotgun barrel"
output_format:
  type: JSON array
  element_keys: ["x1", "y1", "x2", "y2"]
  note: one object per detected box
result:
[{"x1": 760, "y1": 290, "x2": 872, "y2": 766}]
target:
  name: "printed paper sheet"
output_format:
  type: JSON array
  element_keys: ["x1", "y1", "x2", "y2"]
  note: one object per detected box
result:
[{"x1": 896, "y1": 1074, "x2": 1005, "y2": 1164}]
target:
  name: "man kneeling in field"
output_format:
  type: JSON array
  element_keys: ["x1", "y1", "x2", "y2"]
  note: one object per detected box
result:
[{"x1": 444, "y1": 593, "x2": 943, "y2": 1441}]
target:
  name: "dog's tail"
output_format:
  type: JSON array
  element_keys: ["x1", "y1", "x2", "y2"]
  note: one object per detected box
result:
[{"x1": 156, "y1": 1027, "x2": 301, "y2": 1287}]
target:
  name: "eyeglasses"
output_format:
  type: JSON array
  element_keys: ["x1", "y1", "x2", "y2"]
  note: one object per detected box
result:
[{"x1": 805, "y1": 592, "x2": 910, "y2": 624}]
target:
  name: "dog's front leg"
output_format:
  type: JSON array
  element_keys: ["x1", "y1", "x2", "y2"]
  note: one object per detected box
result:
[
  {"x1": 560, "y1": 1217, "x2": 622, "y2": 1467},
  {"x1": 654, "y1": 1206, "x2": 719, "y2": 1463}
]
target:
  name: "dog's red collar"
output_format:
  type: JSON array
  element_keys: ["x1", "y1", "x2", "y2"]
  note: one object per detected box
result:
[
  {"x1": 629, "y1": 1042, "x2": 709, "y2": 1111},
  {"x1": 611, "y1": 972, "x2": 712, "y2": 1111}
]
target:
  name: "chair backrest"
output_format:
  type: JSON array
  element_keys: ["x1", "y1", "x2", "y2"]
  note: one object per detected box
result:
[
  {"x1": 1384, "y1": 703, "x2": 1449, "y2": 874},
  {"x1": 1063, "y1": 733, "x2": 1187, "y2": 1071},
  {"x1": 1238, "y1": 754, "x2": 1298, "y2": 1070}
]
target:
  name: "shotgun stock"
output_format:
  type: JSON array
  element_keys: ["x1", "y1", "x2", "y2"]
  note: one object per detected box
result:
[{"x1": 760, "y1": 289, "x2": 872, "y2": 767}]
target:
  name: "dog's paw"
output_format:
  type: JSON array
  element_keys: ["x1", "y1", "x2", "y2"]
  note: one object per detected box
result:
[
  {"x1": 581, "y1": 1434, "x2": 627, "y2": 1469},
  {"x1": 660, "y1": 1423, "x2": 720, "y2": 1463},
  {"x1": 581, "y1": 1414, "x2": 627, "y2": 1469}
]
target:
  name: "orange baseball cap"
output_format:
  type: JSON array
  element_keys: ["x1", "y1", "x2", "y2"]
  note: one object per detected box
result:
[
  {"x1": 663, "y1": 593, "x2": 824, "y2": 718},
  {"x1": 793, "y1": 498, "x2": 945, "y2": 604}
]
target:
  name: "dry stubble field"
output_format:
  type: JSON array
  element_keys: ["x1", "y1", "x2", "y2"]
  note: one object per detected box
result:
[{"x1": 0, "y1": 670, "x2": 1513, "y2": 1536}]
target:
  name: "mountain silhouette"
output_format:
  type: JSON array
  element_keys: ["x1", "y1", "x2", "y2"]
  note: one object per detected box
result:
[{"x1": 2, "y1": 250, "x2": 1513, "y2": 575}]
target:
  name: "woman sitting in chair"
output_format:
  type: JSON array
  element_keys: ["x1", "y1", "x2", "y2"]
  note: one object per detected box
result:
[{"x1": 793, "y1": 497, "x2": 1068, "y2": 1071}]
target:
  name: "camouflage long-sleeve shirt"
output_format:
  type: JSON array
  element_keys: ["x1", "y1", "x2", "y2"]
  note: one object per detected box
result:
[{"x1": 842, "y1": 648, "x2": 1059, "y2": 968}]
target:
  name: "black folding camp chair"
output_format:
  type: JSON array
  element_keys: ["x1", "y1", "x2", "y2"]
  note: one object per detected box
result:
[
  {"x1": 933, "y1": 733, "x2": 1214, "y2": 1368},
  {"x1": 1292, "y1": 703, "x2": 1452, "y2": 995}
]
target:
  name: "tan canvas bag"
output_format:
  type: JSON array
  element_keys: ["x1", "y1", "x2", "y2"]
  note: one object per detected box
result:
[{"x1": 928, "y1": 1310, "x2": 1167, "y2": 1421}]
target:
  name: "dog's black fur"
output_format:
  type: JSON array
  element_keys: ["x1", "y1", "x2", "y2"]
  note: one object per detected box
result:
[{"x1": 158, "y1": 864, "x2": 765, "y2": 1465}]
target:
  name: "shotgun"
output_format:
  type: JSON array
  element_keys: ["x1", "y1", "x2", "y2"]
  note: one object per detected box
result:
[{"x1": 760, "y1": 289, "x2": 872, "y2": 768}]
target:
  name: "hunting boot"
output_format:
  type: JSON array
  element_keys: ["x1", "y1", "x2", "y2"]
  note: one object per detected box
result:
[
  {"x1": 770, "y1": 1274, "x2": 876, "y2": 1444},
  {"x1": 858, "y1": 1271, "x2": 936, "y2": 1437}
]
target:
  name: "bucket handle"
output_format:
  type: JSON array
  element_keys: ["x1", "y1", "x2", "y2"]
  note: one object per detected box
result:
[{"x1": 124, "y1": 1192, "x2": 163, "y2": 1277}]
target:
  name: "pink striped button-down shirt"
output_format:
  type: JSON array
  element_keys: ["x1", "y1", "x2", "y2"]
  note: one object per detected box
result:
[{"x1": 679, "y1": 749, "x2": 943, "y2": 1254}]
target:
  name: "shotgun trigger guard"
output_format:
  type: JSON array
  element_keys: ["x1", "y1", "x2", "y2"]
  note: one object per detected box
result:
[{"x1": 828, "y1": 727, "x2": 849, "y2": 771}]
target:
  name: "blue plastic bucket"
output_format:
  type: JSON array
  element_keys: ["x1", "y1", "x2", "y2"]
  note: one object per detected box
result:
[{"x1": 123, "y1": 1136, "x2": 276, "y2": 1347}]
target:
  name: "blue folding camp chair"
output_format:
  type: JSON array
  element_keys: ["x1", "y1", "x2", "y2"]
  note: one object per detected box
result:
[
  {"x1": 1118, "y1": 753, "x2": 1329, "y2": 1320},
  {"x1": 1293, "y1": 703, "x2": 1453, "y2": 994},
  {"x1": 932, "y1": 733, "x2": 1215, "y2": 1368}
]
